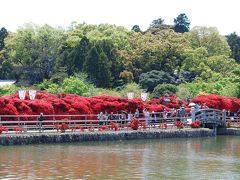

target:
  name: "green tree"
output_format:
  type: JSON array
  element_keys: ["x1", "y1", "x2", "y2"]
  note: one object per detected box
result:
[
  {"x1": 0, "y1": 27, "x2": 8, "y2": 51},
  {"x1": 62, "y1": 76, "x2": 90, "y2": 96},
  {"x1": 185, "y1": 26, "x2": 231, "y2": 56},
  {"x1": 226, "y1": 32, "x2": 240, "y2": 63},
  {"x1": 71, "y1": 36, "x2": 90, "y2": 72},
  {"x1": 176, "y1": 86, "x2": 194, "y2": 101},
  {"x1": 5, "y1": 24, "x2": 66, "y2": 84},
  {"x1": 174, "y1": 13, "x2": 190, "y2": 33},
  {"x1": 119, "y1": 29, "x2": 189, "y2": 82},
  {"x1": 131, "y1": 25, "x2": 141, "y2": 33},
  {"x1": 147, "y1": 18, "x2": 173, "y2": 34},
  {"x1": 83, "y1": 46, "x2": 99, "y2": 83},
  {"x1": 177, "y1": 77, "x2": 240, "y2": 98},
  {"x1": 97, "y1": 52, "x2": 112, "y2": 87},
  {"x1": 139, "y1": 70, "x2": 176, "y2": 92},
  {"x1": 181, "y1": 47, "x2": 208, "y2": 76},
  {"x1": 151, "y1": 84, "x2": 177, "y2": 98},
  {"x1": 149, "y1": 18, "x2": 165, "y2": 29},
  {"x1": 0, "y1": 85, "x2": 19, "y2": 96},
  {"x1": 206, "y1": 55, "x2": 235, "y2": 76},
  {"x1": 50, "y1": 66, "x2": 68, "y2": 83}
]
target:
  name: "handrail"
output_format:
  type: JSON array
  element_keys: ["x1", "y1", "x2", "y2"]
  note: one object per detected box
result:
[{"x1": 0, "y1": 108, "x2": 232, "y2": 132}]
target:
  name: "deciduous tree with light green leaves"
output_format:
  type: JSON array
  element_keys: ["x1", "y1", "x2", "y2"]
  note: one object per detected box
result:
[
  {"x1": 3, "y1": 24, "x2": 66, "y2": 84},
  {"x1": 62, "y1": 76, "x2": 90, "y2": 96}
]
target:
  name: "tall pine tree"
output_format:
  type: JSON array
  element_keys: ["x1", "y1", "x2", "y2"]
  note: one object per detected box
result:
[
  {"x1": 174, "y1": 13, "x2": 190, "y2": 33},
  {"x1": 72, "y1": 36, "x2": 89, "y2": 72},
  {"x1": 0, "y1": 27, "x2": 7, "y2": 51},
  {"x1": 97, "y1": 52, "x2": 111, "y2": 87},
  {"x1": 83, "y1": 46, "x2": 99, "y2": 84}
]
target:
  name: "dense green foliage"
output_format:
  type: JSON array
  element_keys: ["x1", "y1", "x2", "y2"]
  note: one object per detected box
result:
[
  {"x1": 0, "y1": 27, "x2": 8, "y2": 51},
  {"x1": 1, "y1": 16, "x2": 240, "y2": 99},
  {"x1": 0, "y1": 85, "x2": 19, "y2": 96},
  {"x1": 151, "y1": 84, "x2": 177, "y2": 98},
  {"x1": 174, "y1": 13, "x2": 190, "y2": 33},
  {"x1": 139, "y1": 70, "x2": 176, "y2": 92},
  {"x1": 36, "y1": 74, "x2": 95, "y2": 96},
  {"x1": 226, "y1": 32, "x2": 240, "y2": 63}
]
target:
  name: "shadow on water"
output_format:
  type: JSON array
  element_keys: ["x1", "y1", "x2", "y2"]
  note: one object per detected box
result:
[{"x1": 0, "y1": 136, "x2": 240, "y2": 179}]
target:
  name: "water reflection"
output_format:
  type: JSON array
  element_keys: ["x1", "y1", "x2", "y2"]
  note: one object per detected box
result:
[{"x1": 0, "y1": 136, "x2": 240, "y2": 179}]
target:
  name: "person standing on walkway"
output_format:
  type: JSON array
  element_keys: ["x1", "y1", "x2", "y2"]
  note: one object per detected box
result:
[
  {"x1": 144, "y1": 109, "x2": 150, "y2": 127},
  {"x1": 134, "y1": 108, "x2": 140, "y2": 118},
  {"x1": 97, "y1": 112, "x2": 104, "y2": 125},
  {"x1": 108, "y1": 112, "x2": 115, "y2": 122},
  {"x1": 38, "y1": 113, "x2": 44, "y2": 132},
  {"x1": 151, "y1": 111, "x2": 157, "y2": 127},
  {"x1": 179, "y1": 106, "x2": 186, "y2": 123}
]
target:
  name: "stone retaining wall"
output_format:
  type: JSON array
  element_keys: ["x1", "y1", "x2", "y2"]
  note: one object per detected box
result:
[
  {"x1": 217, "y1": 128, "x2": 240, "y2": 135},
  {"x1": 0, "y1": 128, "x2": 214, "y2": 146}
]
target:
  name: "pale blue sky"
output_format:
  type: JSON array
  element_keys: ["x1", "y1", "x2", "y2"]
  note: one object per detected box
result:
[{"x1": 1, "y1": 0, "x2": 240, "y2": 35}]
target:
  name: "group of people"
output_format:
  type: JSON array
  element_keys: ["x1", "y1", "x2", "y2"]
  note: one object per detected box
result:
[
  {"x1": 97, "y1": 110, "x2": 140, "y2": 125},
  {"x1": 96, "y1": 103, "x2": 211, "y2": 127},
  {"x1": 37, "y1": 103, "x2": 210, "y2": 132},
  {"x1": 97, "y1": 108, "x2": 177, "y2": 127}
]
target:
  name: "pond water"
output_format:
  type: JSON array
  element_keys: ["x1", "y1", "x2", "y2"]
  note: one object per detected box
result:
[{"x1": 0, "y1": 136, "x2": 240, "y2": 179}]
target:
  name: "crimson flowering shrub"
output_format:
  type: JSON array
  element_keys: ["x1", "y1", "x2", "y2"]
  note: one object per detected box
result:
[
  {"x1": 175, "y1": 121, "x2": 184, "y2": 129},
  {"x1": 148, "y1": 96, "x2": 187, "y2": 109},
  {"x1": 0, "y1": 92, "x2": 144, "y2": 121},
  {"x1": 147, "y1": 104, "x2": 169, "y2": 112},
  {"x1": 146, "y1": 95, "x2": 187, "y2": 112},
  {"x1": 109, "y1": 122, "x2": 118, "y2": 131},
  {"x1": 0, "y1": 126, "x2": 8, "y2": 134},
  {"x1": 192, "y1": 94, "x2": 240, "y2": 112},
  {"x1": 190, "y1": 120, "x2": 201, "y2": 128},
  {"x1": 0, "y1": 98, "x2": 19, "y2": 120},
  {"x1": 1, "y1": 92, "x2": 240, "y2": 123},
  {"x1": 131, "y1": 117, "x2": 140, "y2": 130}
]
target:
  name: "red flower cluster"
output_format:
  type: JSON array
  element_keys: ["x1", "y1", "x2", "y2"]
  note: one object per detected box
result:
[
  {"x1": 0, "y1": 92, "x2": 146, "y2": 119},
  {"x1": 147, "y1": 96, "x2": 187, "y2": 112},
  {"x1": 175, "y1": 121, "x2": 184, "y2": 129},
  {"x1": 192, "y1": 94, "x2": 240, "y2": 112},
  {"x1": 109, "y1": 122, "x2": 118, "y2": 131},
  {"x1": 190, "y1": 120, "x2": 201, "y2": 128},
  {"x1": 1, "y1": 92, "x2": 240, "y2": 123},
  {"x1": 0, "y1": 126, "x2": 8, "y2": 134},
  {"x1": 130, "y1": 117, "x2": 141, "y2": 130}
]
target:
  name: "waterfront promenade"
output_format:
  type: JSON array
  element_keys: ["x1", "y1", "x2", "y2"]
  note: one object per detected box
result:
[{"x1": 0, "y1": 108, "x2": 239, "y2": 145}]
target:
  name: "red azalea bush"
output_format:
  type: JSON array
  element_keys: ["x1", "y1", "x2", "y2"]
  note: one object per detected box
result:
[
  {"x1": 151, "y1": 96, "x2": 187, "y2": 109},
  {"x1": 147, "y1": 104, "x2": 169, "y2": 112},
  {"x1": 175, "y1": 121, "x2": 184, "y2": 129},
  {"x1": 190, "y1": 120, "x2": 201, "y2": 128},
  {"x1": 146, "y1": 96, "x2": 187, "y2": 113},
  {"x1": 131, "y1": 117, "x2": 141, "y2": 130},
  {"x1": 0, "y1": 92, "x2": 145, "y2": 122},
  {"x1": 192, "y1": 94, "x2": 240, "y2": 112},
  {"x1": 109, "y1": 122, "x2": 118, "y2": 131},
  {"x1": 0, "y1": 125, "x2": 8, "y2": 134},
  {"x1": 1, "y1": 91, "x2": 240, "y2": 124}
]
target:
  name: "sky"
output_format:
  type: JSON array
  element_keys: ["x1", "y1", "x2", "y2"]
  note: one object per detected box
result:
[{"x1": 1, "y1": 0, "x2": 240, "y2": 35}]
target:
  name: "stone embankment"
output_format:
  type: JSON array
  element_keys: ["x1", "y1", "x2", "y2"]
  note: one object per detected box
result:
[
  {"x1": 217, "y1": 128, "x2": 240, "y2": 135},
  {"x1": 0, "y1": 128, "x2": 214, "y2": 146}
]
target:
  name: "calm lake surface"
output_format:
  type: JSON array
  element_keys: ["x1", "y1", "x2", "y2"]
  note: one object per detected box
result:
[{"x1": 0, "y1": 136, "x2": 240, "y2": 179}]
